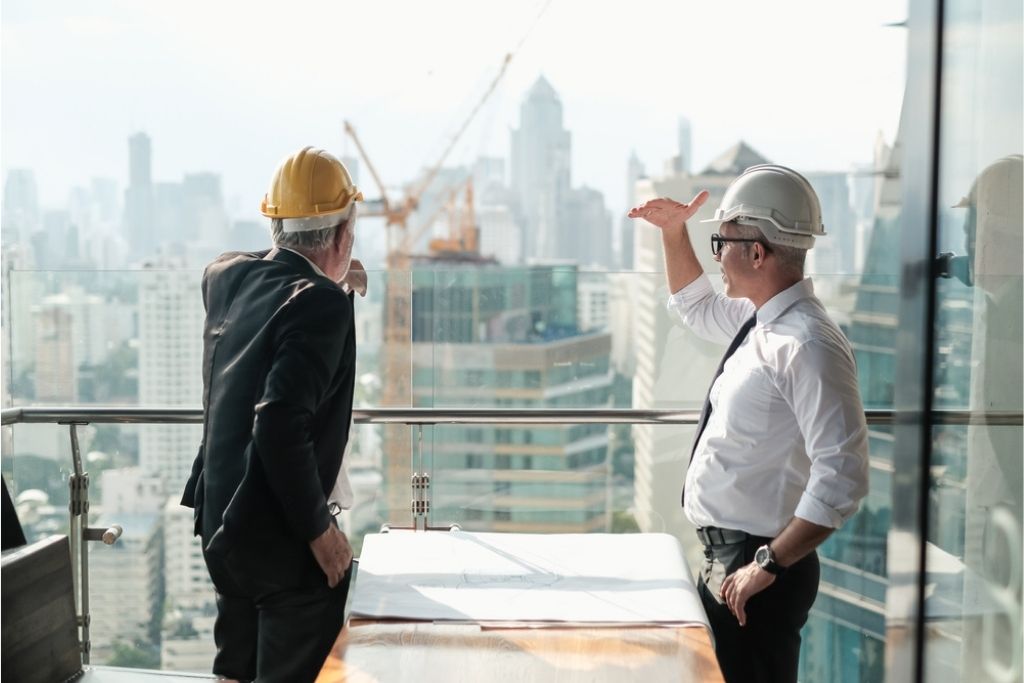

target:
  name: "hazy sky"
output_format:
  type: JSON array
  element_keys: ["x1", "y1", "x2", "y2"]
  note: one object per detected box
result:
[{"x1": 2, "y1": 0, "x2": 907, "y2": 219}]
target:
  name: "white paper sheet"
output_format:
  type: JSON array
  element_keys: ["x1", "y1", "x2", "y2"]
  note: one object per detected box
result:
[{"x1": 350, "y1": 530, "x2": 709, "y2": 629}]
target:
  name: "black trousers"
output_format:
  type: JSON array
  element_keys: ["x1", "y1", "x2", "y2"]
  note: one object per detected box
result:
[
  {"x1": 203, "y1": 545, "x2": 352, "y2": 683},
  {"x1": 697, "y1": 535, "x2": 819, "y2": 683}
]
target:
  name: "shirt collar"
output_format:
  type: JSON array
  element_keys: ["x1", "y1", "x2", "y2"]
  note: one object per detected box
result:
[
  {"x1": 757, "y1": 278, "x2": 815, "y2": 324},
  {"x1": 279, "y1": 246, "x2": 329, "y2": 279}
]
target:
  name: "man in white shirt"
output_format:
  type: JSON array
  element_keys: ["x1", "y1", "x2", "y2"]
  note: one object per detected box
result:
[{"x1": 629, "y1": 164, "x2": 869, "y2": 683}]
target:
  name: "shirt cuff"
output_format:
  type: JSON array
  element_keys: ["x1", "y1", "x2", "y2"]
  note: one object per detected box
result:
[{"x1": 794, "y1": 490, "x2": 849, "y2": 529}]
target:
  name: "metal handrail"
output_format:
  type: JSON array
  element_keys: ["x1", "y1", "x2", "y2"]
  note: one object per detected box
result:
[
  {"x1": 2, "y1": 406, "x2": 1022, "y2": 426},
  {"x1": 3, "y1": 404, "x2": 1021, "y2": 661}
]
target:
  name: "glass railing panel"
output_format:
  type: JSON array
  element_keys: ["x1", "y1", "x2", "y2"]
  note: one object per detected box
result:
[
  {"x1": 2, "y1": 423, "x2": 74, "y2": 542},
  {"x1": 2, "y1": 264, "x2": 904, "y2": 678}
]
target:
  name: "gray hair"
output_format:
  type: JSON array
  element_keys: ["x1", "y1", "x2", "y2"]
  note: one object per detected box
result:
[
  {"x1": 731, "y1": 221, "x2": 806, "y2": 277},
  {"x1": 270, "y1": 204, "x2": 355, "y2": 253}
]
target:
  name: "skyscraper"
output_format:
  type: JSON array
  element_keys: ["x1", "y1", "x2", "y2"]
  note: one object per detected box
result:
[
  {"x1": 560, "y1": 186, "x2": 613, "y2": 267},
  {"x1": 136, "y1": 260, "x2": 213, "y2": 669},
  {"x1": 32, "y1": 303, "x2": 76, "y2": 403},
  {"x1": 408, "y1": 263, "x2": 614, "y2": 533},
  {"x1": 677, "y1": 117, "x2": 693, "y2": 174},
  {"x1": 124, "y1": 132, "x2": 155, "y2": 257},
  {"x1": 805, "y1": 171, "x2": 857, "y2": 287},
  {"x1": 137, "y1": 262, "x2": 203, "y2": 488},
  {"x1": 510, "y1": 76, "x2": 571, "y2": 261},
  {"x1": 619, "y1": 151, "x2": 646, "y2": 269},
  {"x1": 2, "y1": 169, "x2": 40, "y2": 250}
]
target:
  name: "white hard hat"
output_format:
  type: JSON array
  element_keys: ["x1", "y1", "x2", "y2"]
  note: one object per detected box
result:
[{"x1": 701, "y1": 164, "x2": 825, "y2": 249}]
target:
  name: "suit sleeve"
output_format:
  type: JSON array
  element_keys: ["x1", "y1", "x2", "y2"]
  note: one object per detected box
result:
[
  {"x1": 181, "y1": 265, "x2": 214, "y2": 510},
  {"x1": 252, "y1": 285, "x2": 352, "y2": 542}
]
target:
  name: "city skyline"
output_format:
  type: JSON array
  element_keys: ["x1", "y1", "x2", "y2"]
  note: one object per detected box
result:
[{"x1": 2, "y1": 0, "x2": 907, "y2": 217}]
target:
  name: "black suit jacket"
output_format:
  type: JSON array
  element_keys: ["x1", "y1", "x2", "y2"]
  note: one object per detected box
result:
[{"x1": 181, "y1": 248, "x2": 356, "y2": 588}]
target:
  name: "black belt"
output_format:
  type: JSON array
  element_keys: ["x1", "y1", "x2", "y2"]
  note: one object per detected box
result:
[{"x1": 695, "y1": 526, "x2": 754, "y2": 547}]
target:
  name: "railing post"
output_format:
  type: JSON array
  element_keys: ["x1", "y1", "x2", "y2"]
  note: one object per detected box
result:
[
  {"x1": 65, "y1": 422, "x2": 92, "y2": 663},
  {"x1": 410, "y1": 424, "x2": 431, "y2": 531}
]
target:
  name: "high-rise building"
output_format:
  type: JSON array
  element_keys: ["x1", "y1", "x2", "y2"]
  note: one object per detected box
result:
[
  {"x1": 677, "y1": 117, "x2": 693, "y2": 174},
  {"x1": 619, "y1": 151, "x2": 646, "y2": 270},
  {"x1": 136, "y1": 261, "x2": 212, "y2": 668},
  {"x1": 607, "y1": 272, "x2": 637, "y2": 379},
  {"x1": 477, "y1": 202, "x2": 521, "y2": 265},
  {"x1": 227, "y1": 219, "x2": 268, "y2": 252},
  {"x1": 577, "y1": 271, "x2": 610, "y2": 333},
  {"x1": 3, "y1": 244, "x2": 41, "y2": 406},
  {"x1": 33, "y1": 210, "x2": 79, "y2": 269},
  {"x1": 181, "y1": 172, "x2": 229, "y2": 256},
  {"x1": 806, "y1": 171, "x2": 858, "y2": 287},
  {"x1": 510, "y1": 76, "x2": 571, "y2": 261},
  {"x1": 124, "y1": 132, "x2": 155, "y2": 257},
  {"x1": 161, "y1": 499, "x2": 216, "y2": 672},
  {"x1": 161, "y1": 499, "x2": 213, "y2": 612},
  {"x1": 407, "y1": 263, "x2": 614, "y2": 532},
  {"x1": 153, "y1": 181, "x2": 185, "y2": 249},
  {"x1": 88, "y1": 510, "x2": 163, "y2": 664},
  {"x1": 160, "y1": 612, "x2": 216, "y2": 675},
  {"x1": 560, "y1": 186, "x2": 613, "y2": 267},
  {"x1": 473, "y1": 156, "x2": 505, "y2": 193},
  {"x1": 100, "y1": 467, "x2": 165, "y2": 515},
  {"x1": 137, "y1": 261, "x2": 204, "y2": 489},
  {"x1": 33, "y1": 302, "x2": 77, "y2": 403},
  {"x1": 2, "y1": 169, "x2": 41, "y2": 250}
]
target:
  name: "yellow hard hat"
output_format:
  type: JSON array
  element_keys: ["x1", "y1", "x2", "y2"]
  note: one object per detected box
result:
[{"x1": 260, "y1": 147, "x2": 362, "y2": 231}]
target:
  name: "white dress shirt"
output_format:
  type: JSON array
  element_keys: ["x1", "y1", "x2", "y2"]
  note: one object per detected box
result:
[{"x1": 668, "y1": 275, "x2": 869, "y2": 537}]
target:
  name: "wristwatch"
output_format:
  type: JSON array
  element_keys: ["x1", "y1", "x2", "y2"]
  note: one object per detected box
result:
[{"x1": 754, "y1": 544, "x2": 786, "y2": 576}]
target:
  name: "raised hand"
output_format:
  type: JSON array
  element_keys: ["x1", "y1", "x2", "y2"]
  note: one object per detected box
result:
[
  {"x1": 628, "y1": 190, "x2": 710, "y2": 231},
  {"x1": 341, "y1": 258, "x2": 368, "y2": 297}
]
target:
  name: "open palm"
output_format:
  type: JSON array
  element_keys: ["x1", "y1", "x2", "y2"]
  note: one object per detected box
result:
[{"x1": 628, "y1": 190, "x2": 710, "y2": 230}]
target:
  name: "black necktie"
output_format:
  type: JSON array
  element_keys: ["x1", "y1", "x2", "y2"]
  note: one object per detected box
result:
[{"x1": 682, "y1": 314, "x2": 757, "y2": 506}]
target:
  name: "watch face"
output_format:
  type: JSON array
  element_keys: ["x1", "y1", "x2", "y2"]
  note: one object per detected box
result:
[{"x1": 755, "y1": 546, "x2": 769, "y2": 565}]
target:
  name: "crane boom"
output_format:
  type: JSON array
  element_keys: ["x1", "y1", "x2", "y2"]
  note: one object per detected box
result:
[
  {"x1": 343, "y1": 120, "x2": 392, "y2": 214},
  {"x1": 407, "y1": 53, "x2": 513, "y2": 204},
  {"x1": 344, "y1": 52, "x2": 514, "y2": 522}
]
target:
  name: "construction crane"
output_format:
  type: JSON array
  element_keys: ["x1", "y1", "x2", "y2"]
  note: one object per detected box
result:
[
  {"x1": 343, "y1": 53, "x2": 511, "y2": 520},
  {"x1": 427, "y1": 178, "x2": 479, "y2": 258}
]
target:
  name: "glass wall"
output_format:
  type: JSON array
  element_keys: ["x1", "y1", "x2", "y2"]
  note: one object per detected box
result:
[{"x1": 923, "y1": 0, "x2": 1023, "y2": 680}]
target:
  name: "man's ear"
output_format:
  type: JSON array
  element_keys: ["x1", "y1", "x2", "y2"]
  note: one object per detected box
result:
[
  {"x1": 334, "y1": 221, "x2": 349, "y2": 249},
  {"x1": 751, "y1": 242, "x2": 767, "y2": 267}
]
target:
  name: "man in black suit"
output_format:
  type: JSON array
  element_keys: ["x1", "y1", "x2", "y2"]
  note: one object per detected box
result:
[{"x1": 182, "y1": 146, "x2": 363, "y2": 682}]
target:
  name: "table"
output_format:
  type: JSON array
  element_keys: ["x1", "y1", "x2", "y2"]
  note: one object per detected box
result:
[{"x1": 316, "y1": 620, "x2": 724, "y2": 682}]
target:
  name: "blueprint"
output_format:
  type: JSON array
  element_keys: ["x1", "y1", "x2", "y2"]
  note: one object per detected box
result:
[{"x1": 350, "y1": 530, "x2": 709, "y2": 628}]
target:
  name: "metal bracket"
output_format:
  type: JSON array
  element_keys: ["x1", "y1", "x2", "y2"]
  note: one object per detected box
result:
[
  {"x1": 69, "y1": 473, "x2": 90, "y2": 515},
  {"x1": 84, "y1": 525, "x2": 123, "y2": 545}
]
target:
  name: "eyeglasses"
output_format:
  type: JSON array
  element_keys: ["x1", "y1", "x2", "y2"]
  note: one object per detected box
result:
[{"x1": 711, "y1": 233, "x2": 770, "y2": 256}]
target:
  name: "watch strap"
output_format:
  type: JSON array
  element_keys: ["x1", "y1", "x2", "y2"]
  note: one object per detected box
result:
[{"x1": 756, "y1": 544, "x2": 786, "y2": 576}]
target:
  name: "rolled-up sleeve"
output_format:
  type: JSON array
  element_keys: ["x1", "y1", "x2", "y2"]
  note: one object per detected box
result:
[
  {"x1": 783, "y1": 338, "x2": 870, "y2": 528},
  {"x1": 667, "y1": 275, "x2": 755, "y2": 345}
]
